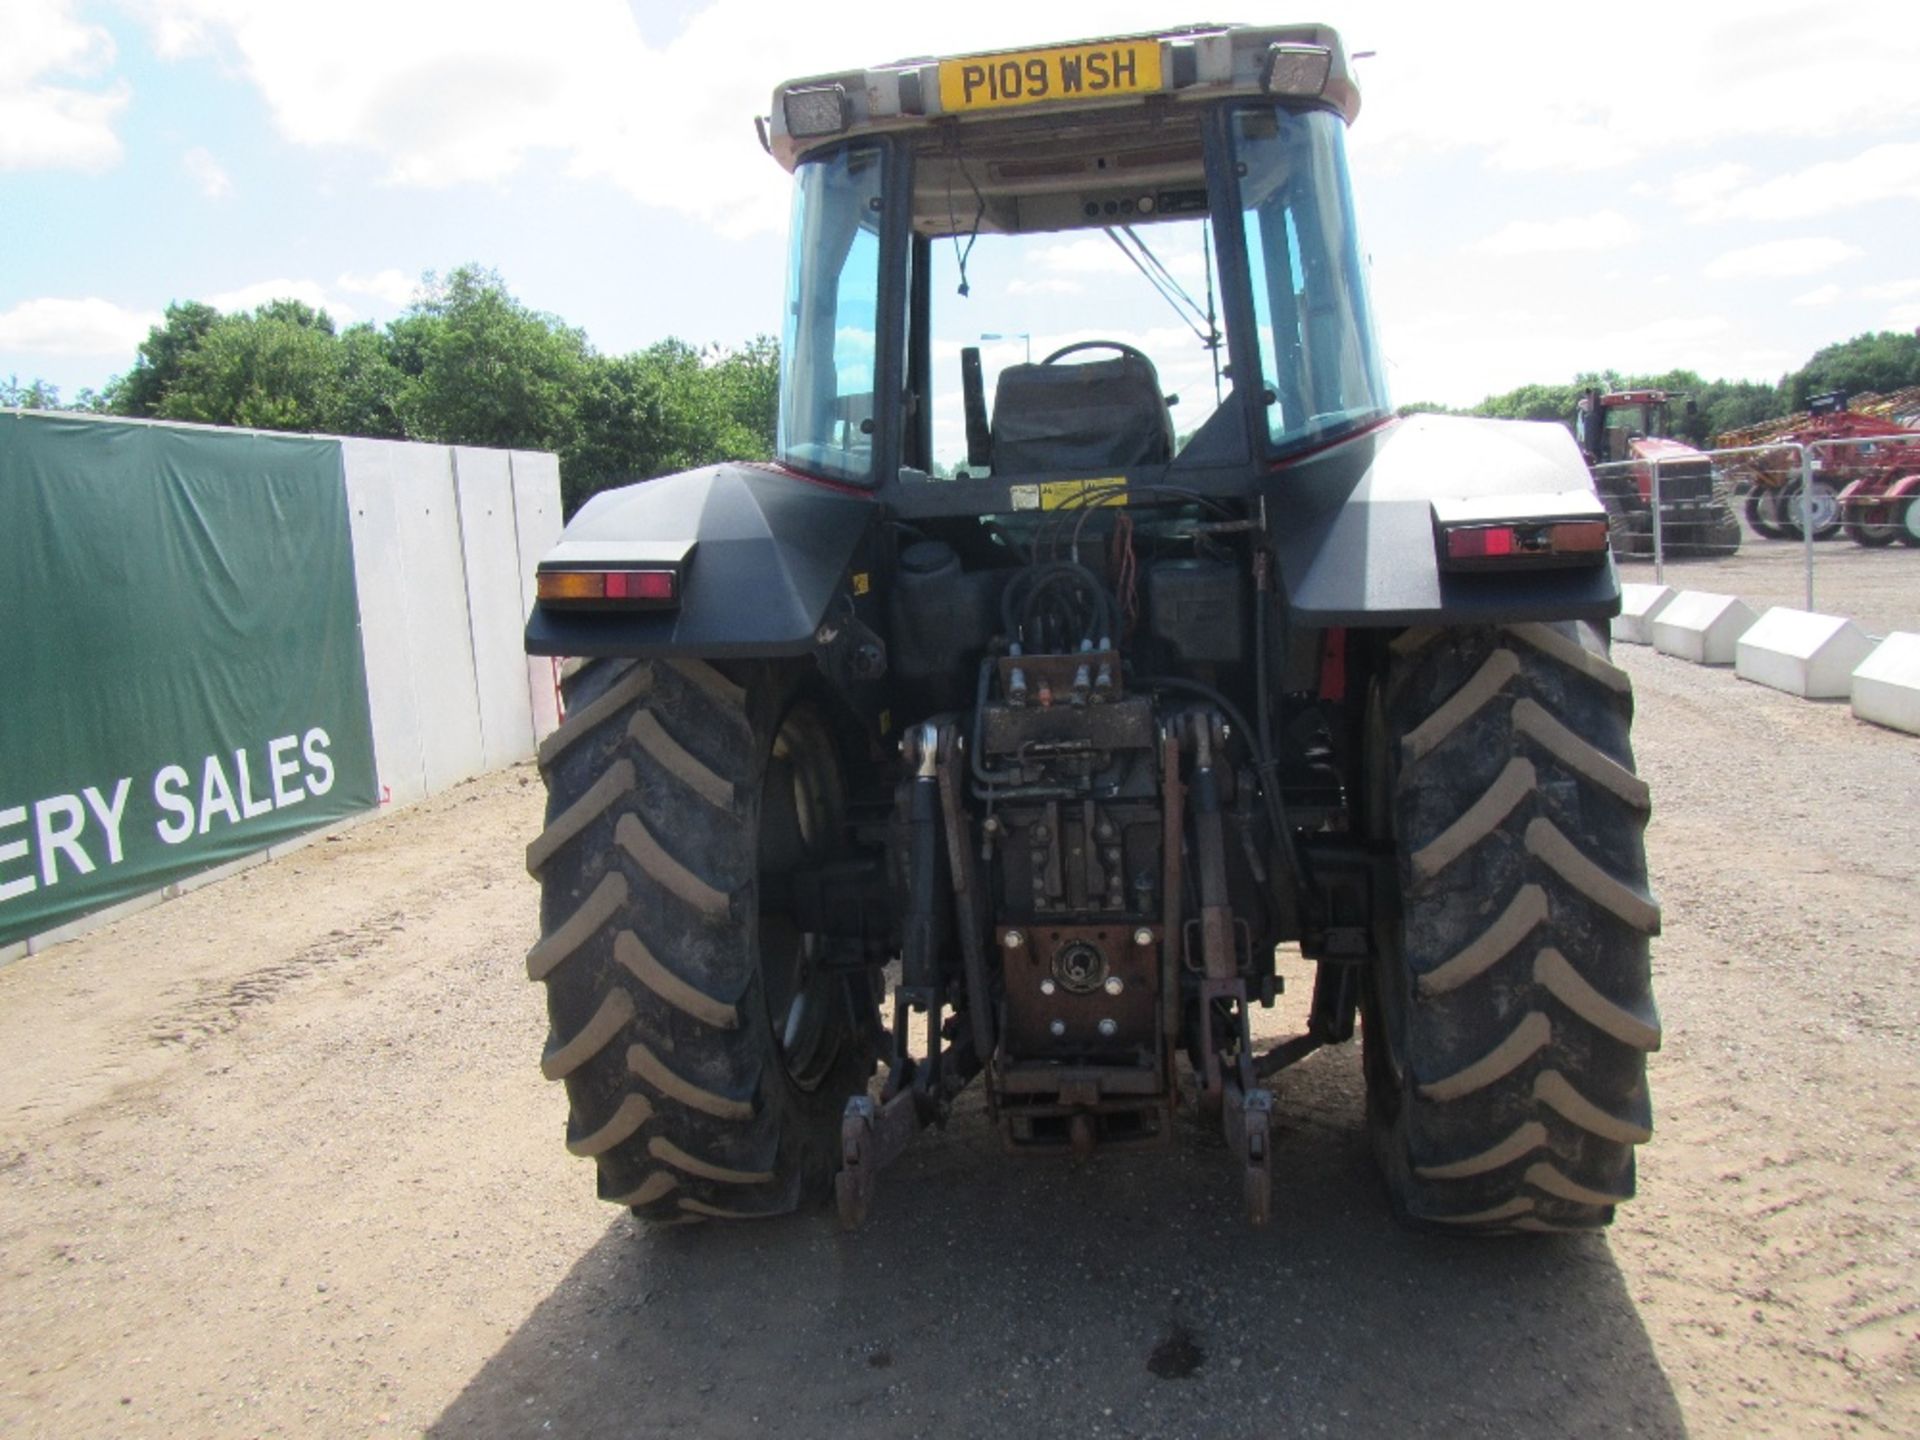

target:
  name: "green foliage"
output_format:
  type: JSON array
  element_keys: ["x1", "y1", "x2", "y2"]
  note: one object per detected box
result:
[
  {"x1": 563, "y1": 337, "x2": 779, "y2": 511},
  {"x1": 107, "y1": 302, "x2": 219, "y2": 417},
  {"x1": 80, "y1": 267, "x2": 779, "y2": 511},
  {"x1": 1471, "y1": 382, "x2": 1585, "y2": 424},
  {"x1": 330, "y1": 324, "x2": 407, "y2": 440},
  {"x1": 1697, "y1": 381, "x2": 1780, "y2": 443},
  {"x1": 394, "y1": 265, "x2": 591, "y2": 454},
  {"x1": 1785, "y1": 331, "x2": 1920, "y2": 411},
  {"x1": 1463, "y1": 365, "x2": 1796, "y2": 447},
  {"x1": 2, "y1": 375, "x2": 65, "y2": 409},
  {"x1": 155, "y1": 303, "x2": 350, "y2": 431},
  {"x1": 1445, "y1": 334, "x2": 1920, "y2": 447},
  {"x1": 3, "y1": 375, "x2": 111, "y2": 413}
]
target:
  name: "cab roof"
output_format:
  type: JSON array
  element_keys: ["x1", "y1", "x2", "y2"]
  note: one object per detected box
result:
[{"x1": 765, "y1": 21, "x2": 1360, "y2": 173}]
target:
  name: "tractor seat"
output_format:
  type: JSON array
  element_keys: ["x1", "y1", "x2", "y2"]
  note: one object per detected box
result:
[{"x1": 990, "y1": 352, "x2": 1174, "y2": 474}]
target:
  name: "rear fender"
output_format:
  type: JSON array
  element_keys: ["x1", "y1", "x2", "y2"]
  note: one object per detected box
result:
[
  {"x1": 1266, "y1": 414, "x2": 1620, "y2": 629},
  {"x1": 524, "y1": 463, "x2": 880, "y2": 659}
]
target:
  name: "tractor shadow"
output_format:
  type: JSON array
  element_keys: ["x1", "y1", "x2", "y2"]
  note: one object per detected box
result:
[{"x1": 429, "y1": 1049, "x2": 1684, "y2": 1439}]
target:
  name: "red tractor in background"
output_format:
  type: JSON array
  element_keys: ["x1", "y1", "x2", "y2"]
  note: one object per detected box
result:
[
  {"x1": 1717, "y1": 391, "x2": 1920, "y2": 547},
  {"x1": 1575, "y1": 386, "x2": 1740, "y2": 557}
]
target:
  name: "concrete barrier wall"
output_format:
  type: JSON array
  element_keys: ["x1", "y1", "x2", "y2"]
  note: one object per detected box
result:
[
  {"x1": 341, "y1": 438, "x2": 560, "y2": 809},
  {"x1": 5, "y1": 419, "x2": 560, "y2": 962},
  {"x1": 509, "y1": 451, "x2": 565, "y2": 744}
]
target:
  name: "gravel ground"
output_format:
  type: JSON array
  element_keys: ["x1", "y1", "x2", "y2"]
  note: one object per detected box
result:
[
  {"x1": 1, "y1": 645, "x2": 1916, "y2": 1438},
  {"x1": 1618, "y1": 521, "x2": 1920, "y2": 641}
]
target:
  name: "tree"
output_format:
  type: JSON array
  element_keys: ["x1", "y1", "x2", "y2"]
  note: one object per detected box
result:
[
  {"x1": 1785, "y1": 331, "x2": 1920, "y2": 410},
  {"x1": 1, "y1": 376, "x2": 64, "y2": 409},
  {"x1": 562, "y1": 337, "x2": 781, "y2": 512},
  {"x1": 395, "y1": 265, "x2": 591, "y2": 455},
  {"x1": 1697, "y1": 380, "x2": 1781, "y2": 444},
  {"x1": 707, "y1": 334, "x2": 780, "y2": 455},
  {"x1": 155, "y1": 303, "x2": 349, "y2": 431},
  {"x1": 330, "y1": 324, "x2": 406, "y2": 439},
  {"x1": 92, "y1": 298, "x2": 411, "y2": 436},
  {"x1": 1471, "y1": 381, "x2": 1584, "y2": 423},
  {"x1": 67, "y1": 266, "x2": 772, "y2": 507},
  {"x1": 107, "y1": 301, "x2": 220, "y2": 417}
]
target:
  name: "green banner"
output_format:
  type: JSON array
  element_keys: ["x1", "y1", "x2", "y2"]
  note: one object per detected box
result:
[{"x1": 1, "y1": 413, "x2": 378, "y2": 946}]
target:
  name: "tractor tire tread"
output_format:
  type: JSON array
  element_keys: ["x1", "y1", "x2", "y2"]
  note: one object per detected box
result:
[
  {"x1": 1370, "y1": 622, "x2": 1659, "y2": 1234},
  {"x1": 530, "y1": 657, "x2": 864, "y2": 1226}
]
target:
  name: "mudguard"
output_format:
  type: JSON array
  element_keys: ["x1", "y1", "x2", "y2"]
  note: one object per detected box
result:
[
  {"x1": 1266, "y1": 414, "x2": 1620, "y2": 628},
  {"x1": 524, "y1": 463, "x2": 878, "y2": 658}
]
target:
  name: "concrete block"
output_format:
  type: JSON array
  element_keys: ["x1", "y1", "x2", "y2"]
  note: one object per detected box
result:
[
  {"x1": 0, "y1": 940, "x2": 25, "y2": 969},
  {"x1": 1613, "y1": 583, "x2": 1677, "y2": 646},
  {"x1": 453, "y1": 447, "x2": 538, "y2": 770},
  {"x1": 1851, "y1": 631, "x2": 1920, "y2": 736},
  {"x1": 1651, "y1": 591, "x2": 1758, "y2": 665},
  {"x1": 1734, "y1": 608, "x2": 1877, "y2": 699}
]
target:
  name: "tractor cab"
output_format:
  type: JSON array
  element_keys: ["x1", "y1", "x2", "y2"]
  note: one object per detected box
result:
[
  {"x1": 1575, "y1": 388, "x2": 1691, "y2": 467},
  {"x1": 766, "y1": 25, "x2": 1390, "y2": 497}
]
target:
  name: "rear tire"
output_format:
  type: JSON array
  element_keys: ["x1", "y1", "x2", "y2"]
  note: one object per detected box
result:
[
  {"x1": 526, "y1": 658, "x2": 871, "y2": 1224},
  {"x1": 1744, "y1": 488, "x2": 1786, "y2": 540},
  {"x1": 1364, "y1": 623, "x2": 1661, "y2": 1233}
]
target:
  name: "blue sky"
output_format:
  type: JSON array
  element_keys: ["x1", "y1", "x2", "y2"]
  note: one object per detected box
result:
[{"x1": 4, "y1": 0, "x2": 1917, "y2": 409}]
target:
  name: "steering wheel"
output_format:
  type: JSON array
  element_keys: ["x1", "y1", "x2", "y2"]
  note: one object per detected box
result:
[{"x1": 1040, "y1": 340, "x2": 1153, "y2": 366}]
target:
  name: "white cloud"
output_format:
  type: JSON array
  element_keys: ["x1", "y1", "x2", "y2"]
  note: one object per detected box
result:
[
  {"x1": 1470, "y1": 210, "x2": 1639, "y2": 257},
  {"x1": 1033, "y1": 234, "x2": 1208, "y2": 288},
  {"x1": 1790, "y1": 284, "x2": 1840, "y2": 307},
  {"x1": 1887, "y1": 303, "x2": 1920, "y2": 331},
  {"x1": 0, "y1": 0, "x2": 128, "y2": 172},
  {"x1": 1350, "y1": 0, "x2": 1920, "y2": 174},
  {"x1": 205, "y1": 278, "x2": 356, "y2": 321},
  {"x1": 130, "y1": 0, "x2": 1327, "y2": 236},
  {"x1": 1861, "y1": 278, "x2": 1920, "y2": 302},
  {"x1": 1034, "y1": 236, "x2": 1137, "y2": 277},
  {"x1": 123, "y1": 0, "x2": 1920, "y2": 237},
  {"x1": 182, "y1": 145, "x2": 231, "y2": 198},
  {"x1": 1704, "y1": 238, "x2": 1862, "y2": 281},
  {"x1": 1678, "y1": 142, "x2": 1920, "y2": 224},
  {"x1": 0, "y1": 296, "x2": 161, "y2": 355},
  {"x1": 1006, "y1": 277, "x2": 1082, "y2": 297},
  {"x1": 336, "y1": 269, "x2": 419, "y2": 307}
]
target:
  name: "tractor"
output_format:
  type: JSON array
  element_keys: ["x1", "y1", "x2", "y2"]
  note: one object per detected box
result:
[
  {"x1": 521, "y1": 22, "x2": 1660, "y2": 1235},
  {"x1": 1574, "y1": 386, "x2": 1739, "y2": 556}
]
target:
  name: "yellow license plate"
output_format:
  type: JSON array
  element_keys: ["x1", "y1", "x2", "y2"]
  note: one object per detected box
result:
[{"x1": 938, "y1": 40, "x2": 1162, "y2": 114}]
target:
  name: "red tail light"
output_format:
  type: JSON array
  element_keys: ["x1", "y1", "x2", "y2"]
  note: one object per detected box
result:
[
  {"x1": 1440, "y1": 519, "x2": 1610, "y2": 570},
  {"x1": 537, "y1": 568, "x2": 681, "y2": 608}
]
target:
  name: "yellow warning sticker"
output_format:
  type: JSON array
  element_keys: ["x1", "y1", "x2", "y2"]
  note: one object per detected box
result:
[
  {"x1": 1033, "y1": 478, "x2": 1128, "y2": 511},
  {"x1": 851, "y1": 571, "x2": 871, "y2": 596}
]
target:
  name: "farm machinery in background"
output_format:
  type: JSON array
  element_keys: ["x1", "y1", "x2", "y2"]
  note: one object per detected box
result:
[
  {"x1": 1715, "y1": 388, "x2": 1920, "y2": 547},
  {"x1": 1574, "y1": 387, "x2": 1740, "y2": 557}
]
